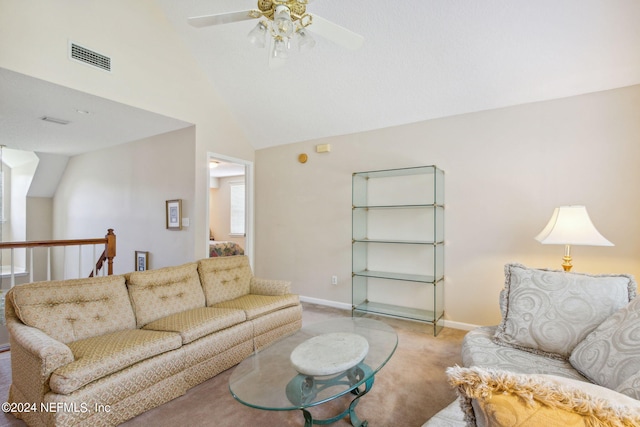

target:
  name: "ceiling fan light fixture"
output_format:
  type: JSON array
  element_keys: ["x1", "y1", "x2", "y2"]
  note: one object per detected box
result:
[
  {"x1": 271, "y1": 37, "x2": 290, "y2": 59},
  {"x1": 248, "y1": 21, "x2": 268, "y2": 48},
  {"x1": 272, "y1": 5, "x2": 295, "y2": 38},
  {"x1": 188, "y1": 0, "x2": 365, "y2": 67},
  {"x1": 296, "y1": 27, "x2": 315, "y2": 52}
]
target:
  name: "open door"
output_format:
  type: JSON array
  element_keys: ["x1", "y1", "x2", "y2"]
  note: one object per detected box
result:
[{"x1": 206, "y1": 153, "x2": 254, "y2": 266}]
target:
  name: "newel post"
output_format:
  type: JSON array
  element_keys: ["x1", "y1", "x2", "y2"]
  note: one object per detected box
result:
[{"x1": 105, "y1": 229, "x2": 116, "y2": 275}]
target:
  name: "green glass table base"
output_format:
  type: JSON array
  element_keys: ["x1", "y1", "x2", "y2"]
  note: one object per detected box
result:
[{"x1": 286, "y1": 363, "x2": 374, "y2": 427}]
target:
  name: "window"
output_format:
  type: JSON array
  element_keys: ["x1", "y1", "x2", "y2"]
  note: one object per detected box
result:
[{"x1": 229, "y1": 182, "x2": 245, "y2": 235}]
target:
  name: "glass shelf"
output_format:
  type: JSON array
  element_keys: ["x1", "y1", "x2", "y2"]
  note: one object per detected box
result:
[
  {"x1": 352, "y1": 301, "x2": 444, "y2": 334},
  {"x1": 352, "y1": 165, "x2": 439, "y2": 179},
  {"x1": 353, "y1": 270, "x2": 443, "y2": 284},
  {"x1": 353, "y1": 238, "x2": 443, "y2": 245},
  {"x1": 352, "y1": 204, "x2": 443, "y2": 209},
  {"x1": 352, "y1": 165, "x2": 445, "y2": 336}
]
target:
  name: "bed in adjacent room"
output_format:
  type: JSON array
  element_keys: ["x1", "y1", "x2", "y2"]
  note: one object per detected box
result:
[{"x1": 209, "y1": 241, "x2": 244, "y2": 257}]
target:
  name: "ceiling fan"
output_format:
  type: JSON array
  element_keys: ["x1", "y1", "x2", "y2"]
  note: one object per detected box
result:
[{"x1": 188, "y1": 0, "x2": 365, "y2": 67}]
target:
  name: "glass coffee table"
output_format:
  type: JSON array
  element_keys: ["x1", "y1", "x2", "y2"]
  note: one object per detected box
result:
[{"x1": 229, "y1": 317, "x2": 398, "y2": 427}]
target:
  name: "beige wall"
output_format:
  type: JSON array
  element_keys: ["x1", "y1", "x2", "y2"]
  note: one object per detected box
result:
[
  {"x1": 0, "y1": 0, "x2": 254, "y2": 259},
  {"x1": 53, "y1": 127, "x2": 196, "y2": 276},
  {"x1": 254, "y1": 85, "x2": 640, "y2": 327},
  {"x1": 26, "y1": 197, "x2": 52, "y2": 282}
]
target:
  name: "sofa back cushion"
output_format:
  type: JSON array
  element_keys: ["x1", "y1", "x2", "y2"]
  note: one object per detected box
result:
[
  {"x1": 11, "y1": 275, "x2": 135, "y2": 344},
  {"x1": 127, "y1": 262, "x2": 205, "y2": 327},
  {"x1": 198, "y1": 256, "x2": 252, "y2": 305}
]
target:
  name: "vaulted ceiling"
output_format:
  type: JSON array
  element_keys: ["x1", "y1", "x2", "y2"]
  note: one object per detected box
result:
[
  {"x1": 156, "y1": 0, "x2": 640, "y2": 150},
  {"x1": 3, "y1": 1, "x2": 640, "y2": 157}
]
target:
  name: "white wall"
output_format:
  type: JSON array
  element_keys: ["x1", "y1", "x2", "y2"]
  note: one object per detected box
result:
[
  {"x1": 0, "y1": 0, "x2": 254, "y2": 258},
  {"x1": 53, "y1": 127, "x2": 196, "y2": 276},
  {"x1": 8, "y1": 159, "x2": 38, "y2": 269},
  {"x1": 254, "y1": 84, "x2": 640, "y2": 326},
  {"x1": 26, "y1": 197, "x2": 52, "y2": 282}
]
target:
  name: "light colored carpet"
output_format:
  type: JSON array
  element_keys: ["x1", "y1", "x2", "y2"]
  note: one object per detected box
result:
[{"x1": 1, "y1": 303, "x2": 465, "y2": 426}]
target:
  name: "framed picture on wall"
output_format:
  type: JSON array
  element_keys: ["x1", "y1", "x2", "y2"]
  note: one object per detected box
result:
[
  {"x1": 166, "y1": 199, "x2": 182, "y2": 230},
  {"x1": 135, "y1": 251, "x2": 149, "y2": 271}
]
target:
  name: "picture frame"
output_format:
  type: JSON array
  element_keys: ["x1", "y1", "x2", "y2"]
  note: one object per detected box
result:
[
  {"x1": 166, "y1": 199, "x2": 182, "y2": 230},
  {"x1": 135, "y1": 251, "x2": 149, "y2": 271}
]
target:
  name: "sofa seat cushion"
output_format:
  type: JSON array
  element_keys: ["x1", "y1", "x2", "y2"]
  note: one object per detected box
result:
[
  {"x1": 211, "y1": 294, "x2": 300, "y2": 320},
  {"x1": 10, "y1": 275, "x2": 136, "y2": 344},
  {"x1": 462, "y1": 326, "x2": 588, "y2": 382},
  {"x1": 127, "y1": 262, "x2": 206, "y2": 328},
  {"x1": 447, "y1": 366, "x2": 640, "y2": 427},
  {"x1": 494, "y1": 263, "x2": 636, "y2": 360},
  {"x1": 50, "y1": 329, "x2": 182, "y2": 395},
  {"x1": 142, "y1": 307, "x2": 246, "y2": 344}
]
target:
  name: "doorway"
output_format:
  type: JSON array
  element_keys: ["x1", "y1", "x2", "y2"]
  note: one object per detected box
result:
[{"x1": 206, "y1": 153, "x2": 254, "y2": 266}]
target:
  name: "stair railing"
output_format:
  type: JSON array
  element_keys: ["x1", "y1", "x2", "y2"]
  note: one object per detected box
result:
[{"x1": 0, "y1": 228, "x2": 116, "y2": 286}]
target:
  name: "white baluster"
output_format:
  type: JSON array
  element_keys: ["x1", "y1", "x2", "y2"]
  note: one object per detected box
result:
[
  {"x1": 10, "y1": 248, "x2": 14, "y2": 287},
  {"x1": 47, "y1": 247, "x2": 51, "y2": 281},
  {"x1": 29, "y1": 247, "x2": 33, "y2": 283},
  {"x1": 93, "y1": 245, "x2": 97, "y2": 277}
]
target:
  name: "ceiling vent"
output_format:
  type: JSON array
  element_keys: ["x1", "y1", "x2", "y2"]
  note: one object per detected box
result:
[{"x1": 69, "y1": 42, "x2": 111, "y2": 72}]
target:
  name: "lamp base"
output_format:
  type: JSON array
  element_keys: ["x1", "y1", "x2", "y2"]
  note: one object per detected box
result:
[{"x1": 560, "y1": 244, "x2": 574, "y2": 271}]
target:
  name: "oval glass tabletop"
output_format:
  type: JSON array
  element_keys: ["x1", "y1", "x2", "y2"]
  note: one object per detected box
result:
[{"x1": 229, "y1": 317, "x2": 398, "y2": 412}]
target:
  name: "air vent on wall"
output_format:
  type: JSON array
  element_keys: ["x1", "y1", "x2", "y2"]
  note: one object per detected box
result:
[{"x1": 69, "y1": 42, "x2": 111, "y2": 72}]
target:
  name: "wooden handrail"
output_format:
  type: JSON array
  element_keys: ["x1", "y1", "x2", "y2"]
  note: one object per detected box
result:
[
  {"x1": 0, "y1": 237, "x2": 109, "y2": 249},
  {"x1": 0, "y1": 229, "x2": 116, "y2": 279}
]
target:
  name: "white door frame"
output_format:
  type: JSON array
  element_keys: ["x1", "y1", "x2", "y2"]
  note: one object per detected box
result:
[{"x1": 206, "y1": 152, "x2": 254, "y2": 267}]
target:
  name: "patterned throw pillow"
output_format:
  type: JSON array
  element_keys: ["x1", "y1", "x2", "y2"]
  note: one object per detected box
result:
[
  {"x1": 494, "y1": 263, "x2": 636, "y2": 359},
  {"x1": 447, "y1": 366, "x2": 640, "y2": 427},
  {"x1": 570, "y1": 296, "x2": 640, "y2": 399}
]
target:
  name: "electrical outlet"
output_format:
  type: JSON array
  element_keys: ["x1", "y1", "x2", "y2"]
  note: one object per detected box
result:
[{"x1": 331, "y1": 275, "x2": 338, "y2": 285}]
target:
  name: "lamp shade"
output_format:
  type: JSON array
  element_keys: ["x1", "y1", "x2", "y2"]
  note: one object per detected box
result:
[{"x1": 535, "y1": 206, "x2": 613, "y2": 246}]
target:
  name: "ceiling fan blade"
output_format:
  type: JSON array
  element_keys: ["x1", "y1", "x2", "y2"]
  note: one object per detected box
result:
[
  {"x1": 188, "y1": 10, "x2": 256, "y2": 28},
  {"x1": 307, "y1": 15, "x2": 364, "y2": 50}
]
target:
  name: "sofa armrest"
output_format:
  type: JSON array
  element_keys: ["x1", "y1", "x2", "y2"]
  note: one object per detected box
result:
[
  {"x1": 250, "y1": 278, "x2": 291, "y2": 296},
  {"x1": 7, "y1": 319, "x2": 74, "y2": 376},
  {"x1": 5, "y1": 291, "x2": 74, "y2": 404}
]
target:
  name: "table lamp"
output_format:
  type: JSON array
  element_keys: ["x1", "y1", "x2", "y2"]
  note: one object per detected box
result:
[{"x1": 534, "y1": 205, "x2": 613, "y2": 271}]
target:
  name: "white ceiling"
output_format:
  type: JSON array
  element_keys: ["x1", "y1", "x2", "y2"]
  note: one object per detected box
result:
[
  {"x1": 156, "y1": 0, "x2": 640, "y2": 150},
  {"x1": 0, "y1": 68, "x2": 191, "y2": 157},
  {"x1": 2, "y1": 1, "x2": 640, "y2": 157},
  {"x1": 209, "y1": 160, "x2": 245, "y2": 177}
]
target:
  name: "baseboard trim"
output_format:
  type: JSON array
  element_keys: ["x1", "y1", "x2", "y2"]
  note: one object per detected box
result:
[
  {"x1": 443, "y1": 320, "x2": 478, "y2": 331},
  {"x1": 300, "y1": 296, "x2": 480, "y2": 331},
  {"x1": 300, "y1": 296, "x2": 351, "y2": 311}
]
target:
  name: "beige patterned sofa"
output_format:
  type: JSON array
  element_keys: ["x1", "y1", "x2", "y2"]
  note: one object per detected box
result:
[
  {"x1": 5, "y1": 255, "x2": 302, "y2": 427},
  {"x1": 425, "y1": 263, "x2": 640, "y2": 427}
]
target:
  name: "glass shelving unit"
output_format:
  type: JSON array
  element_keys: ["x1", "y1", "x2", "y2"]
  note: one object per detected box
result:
[{"x1": 352, "y1": 166, "x2": 444, "y2": 335}]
